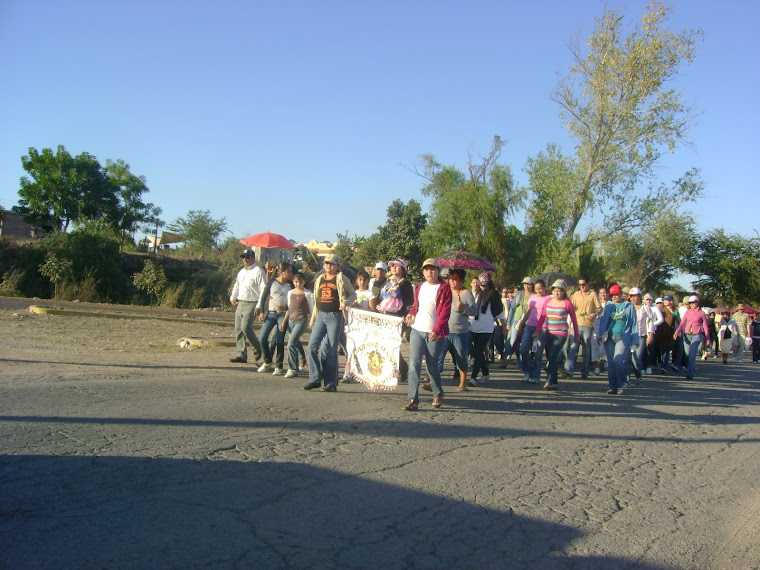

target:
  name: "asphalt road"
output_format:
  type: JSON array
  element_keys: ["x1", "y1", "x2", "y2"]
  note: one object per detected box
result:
[{"x1": 1, "y1": 308, "x2": 759, "y2": 569}]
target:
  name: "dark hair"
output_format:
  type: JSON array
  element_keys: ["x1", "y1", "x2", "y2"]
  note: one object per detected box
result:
[
  {"x1": 356, "y1": 270, "x2": 370, "y2": 281},
  {"x1": 534, "y1": 279, "x2": 546, "y2": 288},
  {"x1": 278, "y1": 262, "x2": 292, "y2": 273},
  {"x1": 448, "y1": 268, "x2": 465, "y2": 280},
  {"x1": 293, "y1": 271, "x2": 305, "y2": 281},
  {"x1": 579, "y1": 275, "x2": 590, "y2": 283}
]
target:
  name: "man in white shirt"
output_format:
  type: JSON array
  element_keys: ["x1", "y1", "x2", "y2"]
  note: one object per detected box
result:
[{"x1": 229, "y1": 249, "x2": 266, "y2": 364}]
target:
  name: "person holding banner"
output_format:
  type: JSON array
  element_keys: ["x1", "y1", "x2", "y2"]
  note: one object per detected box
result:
[{"x1": 402, "y1": 258, "x2": 452, "y2": 411}]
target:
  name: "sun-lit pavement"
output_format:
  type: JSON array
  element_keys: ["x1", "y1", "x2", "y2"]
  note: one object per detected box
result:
[{"x1": 2, "y1": 329, "x2": 759, "y2": 568}]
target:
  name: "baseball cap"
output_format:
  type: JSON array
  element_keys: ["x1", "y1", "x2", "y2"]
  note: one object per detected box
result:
[
  {"x1": 388, "y1": 259, "x2": 407, "y2": 271},
  {"x1": 644, "y1": 293, "x2": 653, "y2": 300},
  {"x1": 551, "y1": 279, "x2": 567, "y2": 290},
  {"x1": 629, "y1": 287, "x2": 642, "y2": 295},
  {"x1": 655, "y1": 297, "x2": 664, "y2": 304},
  {"x1": 240, "y1": 249, "x2": 255, "y2": 259},
  {"x1": 374, "y1": 262, "x2": 388, "y2": 271},
  {"x1": 323, "y1": 254, "x2": 341, "y2": 265},
  {"x1": 422, "y1": 258, "x2": 439, "y2": 269},
  {"x1": 688, "y1": 295, "x2": 700, "y2": 304},
  {"x1": 664, "y1": 294, "x2": 674, "y2": 301},
  {"x1": 521, "y1": 276, "x2": 533, "y2": 285},
  {"x1": 609, "y1": 285, "x2": 622, "y2": 295}
]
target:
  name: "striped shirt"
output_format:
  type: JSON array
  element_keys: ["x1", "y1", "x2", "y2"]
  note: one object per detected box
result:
[{"x1": 546, "y1": 304, "x2": 571, "y2": 336}]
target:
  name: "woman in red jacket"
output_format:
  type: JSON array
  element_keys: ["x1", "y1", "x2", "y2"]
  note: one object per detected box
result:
[{"x1": 402, "y1": 258, "x2": 452, "y2": 410}]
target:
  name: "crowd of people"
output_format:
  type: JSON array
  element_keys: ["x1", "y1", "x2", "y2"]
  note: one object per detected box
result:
[{"x1": 229, "y1": 249, "x2": 760, "y2": 408}]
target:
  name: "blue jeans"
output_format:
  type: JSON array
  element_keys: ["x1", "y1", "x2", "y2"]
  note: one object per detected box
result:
[
  {"x1": 631, "y1": 336, "x2": 647, "y2": 379},
  {"x1": 287, "y1": 320, "x2": 307, "y2": 371},
  {"x1": 260, "y1": 311, "x2": 286, "y2": 367},
  {"x1": 565, "y1": 326, "x2": 593, "y2": 376},
  {"x1": 604, "y1": 335, "x2": 629, "y2": 392},
  {"x1": 520, "y1": 326, "x2": 546, "y2": 379},
  {"x1": 545, "y1": 333, "x2": 567, "y2": 385},
  {"x1": 408, "y1": 329, "x2": 445, "y2": 402},
  {"x1": 471, "y1": 332, "x2": 491, "y2": 379},
  {"x1": 684, "y1": 333, "x2": 703, "y2": 378},
  {"x1": 437, "y1": 332, "x2": 470, "y2": 374},
  {"x1": 308, "y1": 311, "x2": 343, "y2": 387}
]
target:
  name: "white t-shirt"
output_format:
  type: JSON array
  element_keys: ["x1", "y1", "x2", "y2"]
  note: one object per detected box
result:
[{"x1": 412, "y1": 282, "x2": 440, "y2": 333}]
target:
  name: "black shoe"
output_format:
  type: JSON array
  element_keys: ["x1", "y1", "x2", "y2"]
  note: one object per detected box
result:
[
  {"x1": 230, "y1": 356, "x2": 247, "y2": 363},
  {"x1": 685, "y1": 375, "x2": 693, "y2": 380},
  {"x1": 321, "y1": 385, "x2": 337, "y2": 392},
  {"x1": 303, "y1": 382, "x2": 321, "y2": 390},
  {"x1": 581, "y1": 373, "x2": 589, "y2": 379},
  {"x1": 606, "y1": 389, "x2": 617, "y2": 394}
]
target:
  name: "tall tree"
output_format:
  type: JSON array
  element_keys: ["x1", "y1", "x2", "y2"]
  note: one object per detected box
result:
[
  {"x1": 16, "y1": 146, "x2": 118, "y2": 231},
  {"x1": 416, "y1": 136, "x2": 525, "y2": 281},
  {"x1": 525, "y1": 2, "x2": 704, "y2": 270},
  {"x1": 166, "y1": 209, "x2": 228, "y2": 251},
  {"x1": 105, "y1": 159, "x2": 157, "y2": 250},
  {"x1": 352, "y1": 199, "x2": 428, "y2": 272}
]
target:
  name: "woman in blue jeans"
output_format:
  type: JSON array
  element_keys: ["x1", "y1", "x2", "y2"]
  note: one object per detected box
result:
[
  {"x1": 402, "y1": 259, "x2": 452, "y2": 411},
  {"x1": 598, "y1": 284, "x2": 638, "y2": 394},
  {"x1": 519, "y1": 279, "x2": 550, "y2": 383},
  {"x1": 673, "y1": 295, "x2": 711, "y2": 379},
  {"x1": 280, "y1": 272, "x2": 313, "y2": 378}
]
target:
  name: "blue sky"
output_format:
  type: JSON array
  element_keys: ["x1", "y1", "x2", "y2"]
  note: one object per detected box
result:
[{"x1": 1, "y1": 0, "x2": 758, "y2": 250}]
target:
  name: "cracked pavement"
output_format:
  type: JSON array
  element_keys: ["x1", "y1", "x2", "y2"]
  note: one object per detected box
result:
[{"x1": 1, "y1": 308, "x2": 759, "y2": 568}]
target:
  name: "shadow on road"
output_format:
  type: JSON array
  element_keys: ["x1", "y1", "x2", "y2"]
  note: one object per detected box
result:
[{"x1": 0, "y1": 454, "x2": 664, "y2": 569}]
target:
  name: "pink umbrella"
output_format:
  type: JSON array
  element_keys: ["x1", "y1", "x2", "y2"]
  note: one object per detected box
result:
[{"x1": 239, "y1": 231, "x2": 294, "y2": 250}]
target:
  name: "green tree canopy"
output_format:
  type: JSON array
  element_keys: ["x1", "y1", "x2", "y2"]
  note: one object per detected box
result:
[
  {"x1": 681, "y1": 230, "x2": 760, "y2": 307},
  {"x1": 352, "y1": 199, "x2": 428, "y2": 273},
  {"x1": 105, "y1": 159, "x2": 158, "y2": 249},
  {"x1": 166, "y1": 209, "x2": 228, "y2": 251},
  {"x1": 16, "y1": 145, "x2": 118, "y2": 231}
]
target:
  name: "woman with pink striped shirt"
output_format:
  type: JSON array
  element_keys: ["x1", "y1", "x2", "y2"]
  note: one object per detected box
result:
[{"x1": 536, "y1": 280, "x2": 580, "y2": 390}]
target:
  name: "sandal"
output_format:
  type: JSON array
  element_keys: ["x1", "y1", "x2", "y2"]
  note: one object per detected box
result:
[
  {"x1": 457, "y1": 385, "x2": 468, "y2": 392},
  {"x1": 402, "y1": 399, "x2": 419, "y2": 411},
  {"x1": 432, "y1": 395, "x2": 443, "y2": 408},
  {"x1": 422, "y1": 382, "x2": 432, "y2": 392}
]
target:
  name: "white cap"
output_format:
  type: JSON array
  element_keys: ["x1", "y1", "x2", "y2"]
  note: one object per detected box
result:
[
  {"x1": 374, "y1": 262, "x2": 388, "y2": 270},
  {"x1": 629, "y1": 287, "x2": 642, "y2": 295},
  {"x1": 655, "y1": 297, "x2": 664, "y2": 304}
]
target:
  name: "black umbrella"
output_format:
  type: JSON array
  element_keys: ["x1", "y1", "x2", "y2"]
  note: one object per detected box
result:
[
  {"x1": 533, "y1": 271, "x2": 578, "y2": 287},
  {"x1": 435, "y1": 250, "x2": 497, "y2": 271}
]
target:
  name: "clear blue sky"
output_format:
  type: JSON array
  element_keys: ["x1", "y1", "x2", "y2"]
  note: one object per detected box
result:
[{"x1": 1, "y1": 0, "x2": 758, "y2": 248}]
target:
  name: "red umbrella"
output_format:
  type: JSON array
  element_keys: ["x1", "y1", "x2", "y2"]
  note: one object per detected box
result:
[{"x1": 239, "y1": 231, "x2": 294, "y2": 249}]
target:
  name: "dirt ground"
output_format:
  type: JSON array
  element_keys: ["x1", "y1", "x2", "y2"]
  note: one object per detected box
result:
[{"x1": 2, "y1": 298, "x2": 760, "y2": 569}]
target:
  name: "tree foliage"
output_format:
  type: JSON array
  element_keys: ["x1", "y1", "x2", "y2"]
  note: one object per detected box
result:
[
  {"x1": 166, "y1": 209, "x2": 228, "y2": 251},
  {"x1": 681, "y1": 230, "x2": 760, "y2": 306},
  {"x1": 15, "y1": 146, "x2": 158, "y2": 242},
  {"x1": 17, "y1": 146, "x2": 118, "y2": 231},
  {"x1": 524, "y1": 1, "x2": 703, "y2": 272},
  {"x1": 133, "y1": 259, "x2": 168, "y2": 307},
  {"x1": 105, "y1": 159, "x2": 158, "y2": 249},
  {"x1": 351, "y1": 199, "x2": 428, "y2": 272},
  {"x1": 415, "y1": 136, "x2": 527, "y2": 284}
]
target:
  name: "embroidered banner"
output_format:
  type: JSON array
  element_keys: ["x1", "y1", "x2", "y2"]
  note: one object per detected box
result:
[{"x1": 344, "y1": 308, "x2": 403, "y2": 391}]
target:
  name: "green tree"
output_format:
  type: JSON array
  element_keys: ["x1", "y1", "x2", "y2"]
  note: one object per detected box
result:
[
  {"x1": 38, "y1": 252, "x2": 73, "y2": 299},
  {"x1": 415, "y1": 136, "x2": 526, "y2": 282},
  {"x1": 352, "y1": 199, "x2": 428, "y2": 272},
  {"x1": 166, "y1": 210, "x2": 227, "y2": 251},
  {"x1": 16, "y1": 146, "x2": 118, "y2": 231},
  {"x1": 525, "y1": 2, "x2": 704, "y2": 269},
  {"x1": 133, "y1": 259, "x2": 168, "y2": 308},
  {"x1": 105, "y1": 159, "x2": 158, "y2": 250},
  {"x1": 681, "y1": 230, "x2": 760, "y2": 307}
]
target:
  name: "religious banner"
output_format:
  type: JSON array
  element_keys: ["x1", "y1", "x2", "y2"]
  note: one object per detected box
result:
[{"x1": 344, "y1": 308, "x2": 403, "y2": 391}]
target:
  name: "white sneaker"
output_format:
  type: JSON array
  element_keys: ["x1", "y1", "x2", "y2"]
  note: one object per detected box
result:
[
  {"x1": 468, "y1": 378, "x2": 478, "y2": 387},
  {"x1": 284, "y1": 369, "x2": 297, "y2": 378},
  {"x1": 529, "y1": 377, "x2": 542, "y2": 384},
  {"x1": 479, "y1": 374, "x2": 489, "y2": 384},
  {"x1": 594, "y1": 367, "x2": 601, "y2": 376},
  {"x1": 737, "y1": 358, "x2": 743, "y2": 363},
  {"x1": 645, "y1": 367, "x2": 653, "y2": 375},
  {"x1": 522, "y1": 373, "x2": 530, "y2": 382},
  {"x1": 258, "y1": 362, "x2": 273, "y2": 373},
  {"x1": 272, "y1": 367, "x2": 285, "y2": 376}
]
